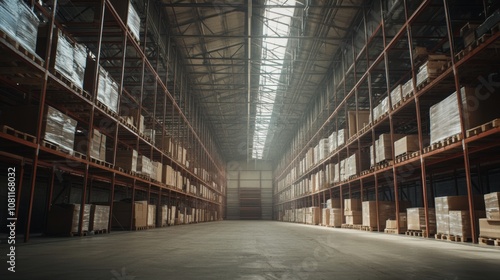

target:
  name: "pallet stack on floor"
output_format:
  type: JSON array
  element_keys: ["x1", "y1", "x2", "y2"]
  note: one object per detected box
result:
[
  {"x1": 479, "y1": 192, "x2": 500, "y2": 246},
  {"x1": 434, "y1": 195, "x2": 485, "y2": 242},
  {"x1": 384, "y1": 213, "x2": 408, "y2": 234},
  {"x1": 342, "y1": 198, "x2": 361, "y2": 229},
  {"x1": 406, "y1": 207, "x2": 436, "y2": 237}
]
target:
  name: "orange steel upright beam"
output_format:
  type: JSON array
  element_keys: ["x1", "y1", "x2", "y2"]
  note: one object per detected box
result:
[
  {"x1": 25, "y1": 0, "x2": 58, "y2": 243},
  {"x1": 443, "y1": 0, "x2": 477, "y2": 243}
]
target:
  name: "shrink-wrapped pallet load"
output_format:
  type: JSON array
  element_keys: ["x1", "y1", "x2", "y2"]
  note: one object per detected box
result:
[
  {"x1": 46, "y1": 204, "x2": 91, "y2": 235},
  {"x1": 329, "y1": 208, "x2": 342, "y2": 227},
  {"x1": 90, "y1": 205, "x2": 110, "y2": 232},
  {"x1": 407, "y1": 207, "x2": 436, "y2": 234},
  {"x1": 484, "y1": 192, "x2": 500, "y2": 220},
  {"x1": 362, "y1": 201, "x2": 396, "y2": 229}
]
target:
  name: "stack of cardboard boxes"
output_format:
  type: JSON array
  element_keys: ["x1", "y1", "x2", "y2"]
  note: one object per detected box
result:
[
  {"x1": 479, "y1": 192, "x2": 500, "y2": 240},
  {"x1": 344, "y1": 198, "x2": 362, "y2": 225}
]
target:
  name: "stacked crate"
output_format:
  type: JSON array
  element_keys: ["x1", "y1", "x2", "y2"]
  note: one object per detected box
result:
[
  {"x1": 344, "y1": 198, "x2": 362, "y2": 225},
  {"x1": 416, "y1": 54, "x2": 450, "y2": 88},
  {"x1": 1, "y1": 1, "x2": 40, "y2": 53},
  {"x1": 322, "y1": 208, "x2": 330, "y2": 226},
  {"x1": 41, "y1": 106, "x2": 78, "y2": 154},
  {"x1": 114, "y1": 149, "x2": 137, "y2": 172},
  {"x1": 434, "y1": 196, "x2": 482, "y2": 238},
  {"x1": 348, "y1": 110, "x2": 370, "y2": 138},
  {"x1": 147, "y1": 204, "x2": 156, "y2": 228},
  {"x1": 89, "y1": 205, "x2": 110, "y2": 232},
  {"x1": 112, "y1": 201, "x2": 148, "y2": 229},
  {"x1": 46, "y1": 204, "x2": 92, "y2": 235},
  {"x1": 479, "y1": 192, "x2": 500, "y2": 243},
  {"x1": 394, "y1": 135, "x2": 427, "y2": 157},
  {"x1": 390, "y1": 85, "x2": 402, "y2": 108},
  {"x1": 157, "y1": 205, "x2": 168, "y2": 227},
  {"x1": 54, "y1": 29, "x2": 88, "y2": 89},
  {"x1": 305, "y1": 207, "x2": 320, "y2": 225},
  {"x1": 362, "y1": 201, "x2": 396, "y2": 230},
  {"x1": 329, "y1": 208, "x2": 342, "y2": 227},
  {"x1": 407, "y1": 207, "x2": 436, "y2": 234},
  {"x1": 385, "y1": 212, "x2": 408, "y2": 233},
  {"x1": 89, "y1": 129, "x2": 106, "y2": 161},
  {"x1": 430, "y1": 86, "x2": 500, "y2": 145},
  {"x1": 372, "y1": 97, "x2": 389, "y2": 121}
]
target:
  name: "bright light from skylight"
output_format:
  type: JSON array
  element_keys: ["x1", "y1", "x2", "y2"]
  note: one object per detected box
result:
[{"x1": 252, "y1": 0, "x2": 296, "y2": 159}]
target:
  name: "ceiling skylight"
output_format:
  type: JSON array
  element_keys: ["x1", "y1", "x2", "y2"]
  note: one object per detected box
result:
[{"x1": 252, "y1": 0, "x2": 296, "y2": 159}]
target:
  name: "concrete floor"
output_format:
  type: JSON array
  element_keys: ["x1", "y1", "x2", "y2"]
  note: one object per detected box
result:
[{"x1": 2, "y1": 221, "x2": 500, "y2": 279}]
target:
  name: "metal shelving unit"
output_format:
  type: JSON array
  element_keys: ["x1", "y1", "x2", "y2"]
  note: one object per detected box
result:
[
  {"x1": 273, "y1": 0, "x2": 500, "y2": 243},
  {"x1": 0, "y1": 0, "x2": 226, "y2": 242}
]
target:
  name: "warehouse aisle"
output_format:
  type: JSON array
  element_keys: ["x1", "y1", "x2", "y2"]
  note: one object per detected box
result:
[{"x1": 5, "y1": 221, "x2": 500, "y2": 280}]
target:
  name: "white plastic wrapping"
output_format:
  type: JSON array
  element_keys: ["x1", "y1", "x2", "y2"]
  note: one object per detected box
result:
[
  {"x1": 407, "y1": 207, "x2": 436, "y2": 232},
  {"x1": 127, "y1": 2, "x2": 141, "y2": 41},
  {"x1": 16, "y1": 2, "x2": 39, "y2": 53},
  {"x1": 91, "y1": 205, "x2": 110, "y2": 231},
  {"x1": 390, "y1": 85, "x2": 402, "y2": 106},
  {"x1": 337, "y1": 128, "x2": 346, "y2": 147},
  {"x1": 373, "y1": 96, "x2": 389, "y2": 121},
  {"x1": 55, "y1": 30, "x2": 87, "y2": 89},
  {"x1": 97, "y1": 66, "x2": 119, "y2": 113},
  {"x1": 429, "y1": 90, "x2": 464, "y2": 144},
  {"x1": 0, "y1": 0, "x2": 19, "y2": 39},
  {"x1": 44, "y1": 106, "x2": 77, "y2": 153},
  {"x1": 0, "y1": 1, "x2": 40, "y2": 53},
  {"x1": 137, "y1": 154, "x2": 152, "y2": 176}
]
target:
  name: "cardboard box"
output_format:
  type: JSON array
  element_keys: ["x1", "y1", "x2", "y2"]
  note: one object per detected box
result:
[
  {"x1": 344, "y1": 198, "x2": 361, "y2": 213},
  {"x1": 306, "y1": 207, "x2": 321, "y2": 225},
  {"x1": 485, "y1": 192, "x2": 500, "y2": 220},
  {"x1": 362, "y1": 201, "x2": 396, "y2": 229},
  {"x1": 394, "y1": 135, "x2": 420, "y2": 157},
  {"x1": 329, "y1": 208, "x2": 342, "y2": 227},
  {"x1": 375, "y1": 134, "x2": 405, "y2": 163},
  {"x1": 345, "y1": 212, "x2": 362, "y2": 225},
  {"x1": 147, "y1": 204, "x2": 156, "y2": 227},
  {"x1": 114, "y1": 149, "x2": 138, "y2": 172},
  {"x1": 390, "y1": 85, "x2": 402, "y2": 106},
  {"x1": 90, "y1": 205, "x2": 110, "y2": 231},
  {"x1": 407, "y1": 207, "x2": 436, "y2": 233},
  {"x1": 111, "y1": 201, "x2": 147, "y2": 229},
  {"x1": 322, "y1": 208, "x2": 330, "y2": 226},
  {"x1": 401, "y1": 79, "x2": 414, "y2": 99},
  {"x1": 413, "y1": 46, "x2": 428, "y2": 62},
  {"x1": 348, "y1": 110, "x2": 370, "y2": 138},
  {"x1": 479, "y1": 218, "x2": 500, "y2": 239},
  {"x1": 46, "y1": 204, "x2": 91, "y2": 234}
]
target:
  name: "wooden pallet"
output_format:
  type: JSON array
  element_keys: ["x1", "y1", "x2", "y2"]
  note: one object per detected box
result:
[
  {"x1": 447, "y1": 235, "x2": 471, "y2": 243},
  {"x1": 96, "y1": 101, "x2": 117, "y2": 117},
  {"x1": 416, "y1": 77, "x2": 433, "y2": 91},
  {"x1": 92, "y1": 229, "x2": 108, "y2": 235},
  {"x1": 424, "y1": 134, "x2": 462, "y2": 153},
  {"x1": 42, "y1": 140, "x2": 73, "y2": 155},
  {"x1": 352, "y1": 224, "x2": 363, "y2": 230},
  {"x1": 54, "y1": 71, "x2": 86, "y2": 96},
  {"x1": 2, "y1": 125, "x2": 36, "y2": 143},
  {"x1": 73, "y1": 151, "x2": 87, "y2": 160},
  {"x1": 361, "y1": 226, "x2": 377, "y2": 232},
  {"x1": 468, "y1": 118, "x2": 500, "y2": 138},
  {"x1": 478, "y1": 237, "x2": 500, "y2": 246},
  {"x1": 0, "y1": 30, "x2": 45, "y2": 67},
  {"x1": 384, "y1": 228, "x2": 399, "y2": 234},
  {"x1": 341, "y1": 224, "x2": 354, "y2": 229},
  {"x1": 392, "y1": 100, "x2": 402, "y2": 110},
  {"x1": 405, "y1": 230, "x2": 427, "y2": 237},
  {"x1": 395, "y1": 151, "x2": 419, "y2": 163},
  {"x1": 132, "y1": 225, "x2": 148, "y2": 231},
  {"x1": 375, "y1": 160, "x2": 393, "y2": 170},
  {"x1": 360, "y1": 170, "x2": 372, "y2": 176},
  {"x1": 69, "y1": 231, "x2": 89, "y2": 237},
  {"x1": 90, "y1": 157, "x2": 113, "y2": 168}
]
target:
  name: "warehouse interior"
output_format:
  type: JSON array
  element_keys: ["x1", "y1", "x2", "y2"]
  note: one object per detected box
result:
[{"x1": 1, "y1": 0, "x2": 500, "y2": 279}]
